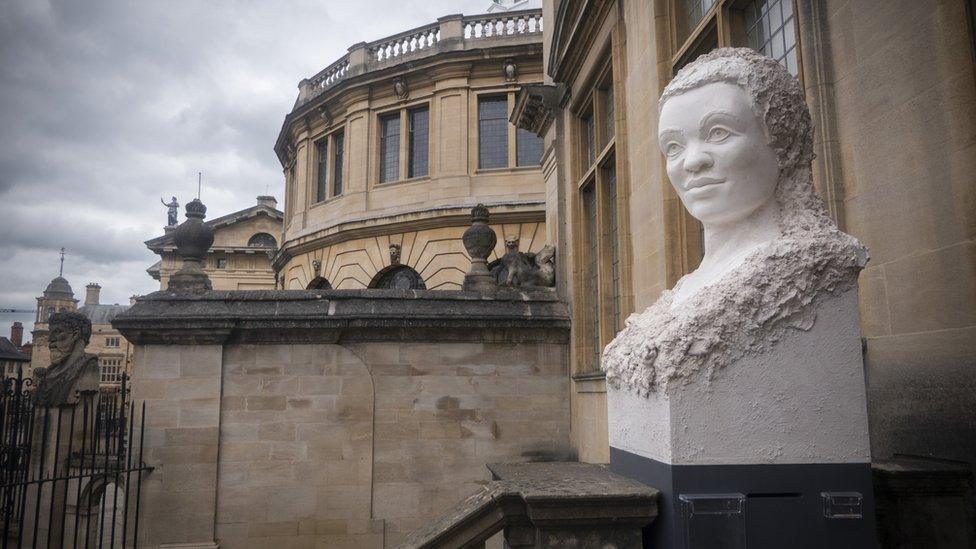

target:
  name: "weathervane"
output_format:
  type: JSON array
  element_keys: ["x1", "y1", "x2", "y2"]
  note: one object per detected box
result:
[{"x1": 59, "y1": 247, "x2": 66, "y2": 276}]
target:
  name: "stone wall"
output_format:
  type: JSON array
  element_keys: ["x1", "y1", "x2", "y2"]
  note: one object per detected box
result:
[{"x1": 115, "y1": 290, "x2": 571, "y2": 548}]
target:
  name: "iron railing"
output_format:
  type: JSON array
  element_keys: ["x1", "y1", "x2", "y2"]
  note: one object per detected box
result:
[{"x1": 0, "y1": 369, "x2": 152, "y2": 548}]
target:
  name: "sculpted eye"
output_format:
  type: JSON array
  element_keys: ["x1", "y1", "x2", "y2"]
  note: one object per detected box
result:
[
  {"x1": 707, "y1": 126, "x2": 731, "y2": 142},
  {"x1": 664, "y1": 142, "x2": 684, "y2": 157}
]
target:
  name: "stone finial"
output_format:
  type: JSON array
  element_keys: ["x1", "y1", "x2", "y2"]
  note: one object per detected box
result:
[
  {"x1": 462, "y1": 204, "x2": 497, "y2": 292},
  {"x1": 167, "y1": 198, "x2": 214, "y2": 293}
]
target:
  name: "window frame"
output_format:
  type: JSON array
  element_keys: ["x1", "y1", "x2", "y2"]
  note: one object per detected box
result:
[
  {"x1": 571, "y1": 58, "x2": 627, "y2": 374},
  {"x1": 407, "y1": 106, "x2": 430, "y2": 178},
  {"x1": 374, "y1": 102, "x2": 432, "y2": 185},
  {"x1": 477, "y1": 94, "x2": 510, "y2": 170}
]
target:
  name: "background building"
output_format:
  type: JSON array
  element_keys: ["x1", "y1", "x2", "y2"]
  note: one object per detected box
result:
[
  {"x1": 512, "y1": 0, "x2": 976, "y2": 468},
  {"x1": 0, "y1": 323, "x2": 30, "y2": 379},
  {"x1": 146, "y1": 195, "x2": 282, "y2": 291},
  {"x1": 272, "y1": 10, "x2": 548, "y2": 290},
  {"x1": 30, "y1": 278, "x2": 133, "y2": 389}
]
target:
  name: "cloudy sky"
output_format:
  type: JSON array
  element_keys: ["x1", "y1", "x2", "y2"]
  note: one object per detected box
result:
[{"x1": 0, "y1": 0, "x2": 519, "y2": 338}]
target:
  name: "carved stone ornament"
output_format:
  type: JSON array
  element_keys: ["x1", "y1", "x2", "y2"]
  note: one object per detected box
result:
[
  {"x1": 312, "y1": 259, "x2": 322, "y2": 277},
  {"x1": 34, "y1": 312, "x2": 99, "y2": 407},
  {"x1": 393, "y1": 77, "x2": 409, "y2": 101},
  {"x1": 318, "y1": 105, "x2": 332, "y2": 126},
  {"x1": 389, "y1": 243, "x2": 402, "y2": 265},
  {"x1": 504, "y1": 58, "x2": 517, "y2": 82},
  {"x1": 461, "y1": 204, "x2": 497, "y2": 292},
  {"x1": 602, "y1": 48, "x2": 868, "y2": 396},
  {"x1": 490, "y1": 237, "x2": 556, "y2": 288},
  {"x1": 167, "y1": 198, "x2": 215, "y2": 293}
]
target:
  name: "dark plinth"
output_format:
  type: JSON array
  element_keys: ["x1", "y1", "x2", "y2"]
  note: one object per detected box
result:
[
  {"x1": 611, "y1": 448, "x2": 878, "y2": 549},
  {"x1": 113, "y1": 288, "x2": 569, "y2": 345},
  {"x1": 398, "y1": 462, "x2": 659, "y2": 549},
  {"x1": 873, "y1": 457, "x2": 976, "y2": 548}
]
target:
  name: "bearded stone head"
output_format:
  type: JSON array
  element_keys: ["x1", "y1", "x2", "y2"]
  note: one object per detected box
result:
[
  {"x1": 48, "y1": 311, "x2": 91, "y2": 366},
  {"x1": 504, "y1": 235, "x2": 520, "y2": 252}
]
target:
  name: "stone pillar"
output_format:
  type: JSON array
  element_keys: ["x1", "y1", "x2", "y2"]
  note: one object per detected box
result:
[
  {"x1": 132, "y1": 343, "x2": 224, "y2": 549},
  {"x1": 346, "y1": 41, "x2": 369, "y2": 77},
  {"x1": 608, "y1": 289, "x2": 876, "y2": 548},
  {"x1": 437, "y1": 14, "x2": 465, "y2": 51}
]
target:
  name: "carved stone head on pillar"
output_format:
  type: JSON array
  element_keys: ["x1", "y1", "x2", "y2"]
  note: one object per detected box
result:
[
  {"x1": 35, "y1": 311, "x2": 99, "y2": 406},
  {"x1": 603, "y1": 48, "x2": 867, "y2": 395}
]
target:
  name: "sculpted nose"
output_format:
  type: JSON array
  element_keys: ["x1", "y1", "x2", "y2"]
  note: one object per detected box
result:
[{"x1": 683, "y1": 144, "x2": 713, "y2": 173}]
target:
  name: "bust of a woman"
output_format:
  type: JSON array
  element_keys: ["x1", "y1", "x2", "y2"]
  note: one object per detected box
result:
[{"x1": 602, "y1": 48, "x2": 867, "y2": 396}]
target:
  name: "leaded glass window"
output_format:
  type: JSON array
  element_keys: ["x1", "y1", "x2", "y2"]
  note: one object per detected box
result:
[
  {"x1": 333, "y1": 133, "x2": 344, "y2": 196},
  {"x1": 605, "y1": 161, "x2": 620, "y2": 332},
  {"x1": 408, "y1": 107, "x2": 429, "y2": 178},
  {"x1": 478, "y1": 96, "x2": 509, "y2": 169},
  {"x1": 745, "y1": 0, "x2": 798, "y2": 75},
  {"x1": 379, "y1": 113, "x2": 400, "y2": 183},
  {"x1": 516, "y1": 127, "x2": 544, "y2": 166},
  {"x1": 582, "y1": 182, "x2": 601, "y2": 370},
  {"x1": 315, "y1": 139, "x2": 328, "y2": 202}
]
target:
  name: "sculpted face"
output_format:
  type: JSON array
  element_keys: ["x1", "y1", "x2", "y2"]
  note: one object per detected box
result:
[
  {"x1": 48, "y1": 323, "x2": 78, "y2": 365},
  {"x1": 658, "y1": 82, "x2": 779, "y2": 226}
]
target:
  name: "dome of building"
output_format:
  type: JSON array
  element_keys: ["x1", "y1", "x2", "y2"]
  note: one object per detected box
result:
[{"x1": 43, "y1": 276, "x2": 75, "y2": 299}]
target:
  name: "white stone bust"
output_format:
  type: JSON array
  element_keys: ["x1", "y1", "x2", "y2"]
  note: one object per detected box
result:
[{"x1": 603, "y1": 48, "x2": 867, "y2": 395}]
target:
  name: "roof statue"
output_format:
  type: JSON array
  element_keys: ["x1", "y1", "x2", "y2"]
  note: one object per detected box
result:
[
  {"x1": 487, "y1": 0, "x2": 533, "y2": 12},
  {"x1": 161, "y1": 196, "x2": 179, "y2": 227}
]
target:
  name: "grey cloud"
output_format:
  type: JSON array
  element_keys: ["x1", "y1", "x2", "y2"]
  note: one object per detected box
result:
[{"x1": 0, "y1": 0, "x2": 496, "y2": 340}]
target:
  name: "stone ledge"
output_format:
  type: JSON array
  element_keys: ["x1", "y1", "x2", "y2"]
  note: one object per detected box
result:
[
  {"x1": 398, "y1": 462, "x2": 659, "y2": 549},
  {"x1": 114, "y1": 289, "x2": 570, "y2": 345}
]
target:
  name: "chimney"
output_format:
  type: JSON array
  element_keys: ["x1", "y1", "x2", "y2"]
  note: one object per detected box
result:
[
  {"x1": 257, "y1": 195, "x2": 278, "y2": 209},
  {"x1": 85, "y1": 283, "x2": 101, "y2": 305},
  {"x1": 10, "y1": 322, "x2": 23, "y2": 347}
]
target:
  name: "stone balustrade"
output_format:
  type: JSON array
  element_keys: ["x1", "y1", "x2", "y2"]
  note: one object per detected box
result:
[
  {"x1": 462, "y1": 10, "x2": 543, "y2": 40},
  {"x1": 369, "y1": 22, "x2": 441, "y2": 63},
  {"x1": 297, "y1": 9, "x2": 542, "y2": 104}
]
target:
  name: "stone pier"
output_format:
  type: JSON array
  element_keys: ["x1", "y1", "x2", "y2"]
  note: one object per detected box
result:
[{"x1": 114, "y1": 289, "x2": 571, "y2": 548}]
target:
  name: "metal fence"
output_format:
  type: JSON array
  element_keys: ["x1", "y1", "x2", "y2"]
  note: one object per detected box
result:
[{"x1": 1, "y1": 369, "x2": 152, "y2": 548}]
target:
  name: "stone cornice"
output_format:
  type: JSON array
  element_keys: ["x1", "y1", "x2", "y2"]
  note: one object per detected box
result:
[
  {"x1": 272, "y1": 200, "x2": 546, "y2": 271},
  {"x1": 547, "y1": 0, "x2": 612, "y2": 85},
  {"x1": 113, "y1": 289, "x2": 569, "y2": 345}
]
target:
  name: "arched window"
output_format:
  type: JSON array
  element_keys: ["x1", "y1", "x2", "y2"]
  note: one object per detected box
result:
[
  {"x1": 306, "y1": 277, "x2": 332, "y2": 290},
  {"x1": 369, "y1": 266, "x2": 426, "y2": 290},
  {"x1": 248, "y1": 233, "x2": 278, "y2": 248}
]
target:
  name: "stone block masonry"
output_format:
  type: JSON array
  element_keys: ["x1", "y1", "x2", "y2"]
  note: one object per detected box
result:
[{"x1": 114, "y1": 289, "x2": 571, "y2": 548}]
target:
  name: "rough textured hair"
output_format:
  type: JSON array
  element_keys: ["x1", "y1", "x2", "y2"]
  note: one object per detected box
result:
[
  {"x1": 49, "y1": 311, "x2": 92, "y2": 344},
  {"x1": 660, "y1": 47, "x2": 834, "y2": 237}
]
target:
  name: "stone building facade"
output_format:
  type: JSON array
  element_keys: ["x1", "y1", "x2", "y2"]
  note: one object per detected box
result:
[
  {"x1": 511, "y1": 0, "x2": 976, "y2": 467},
  {"x1": 146, "y1": 196, "x2": 282, "y2": 291},
  {"x1": 30, "y1": 279, "x2": 133, "y2": 388},
  {"x1": 272, "y1": 11, "x2": 549, "y2": 291}
]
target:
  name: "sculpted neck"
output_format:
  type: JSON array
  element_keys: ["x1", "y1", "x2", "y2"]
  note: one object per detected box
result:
[{"x1": 673, "y1": 199, "x2": 781, "y2": 306}]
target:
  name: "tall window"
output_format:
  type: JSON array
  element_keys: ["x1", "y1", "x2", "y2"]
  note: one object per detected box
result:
[
  {"x1": 516, "y1": 127, "x2": 544, "y2": 166},
  {"x1": 379, "y1": 113, "x2": 400, "y2": 183},
  {"x1": 575, "y1": 65, "x2": 624, "y2": 372},
  {"x1": 478, "y1": 96, "x2": 509, "y2": 169},
  {"x1": 332, "y1": 133, "x2": 344, "y2": 196},
  {"x1": 408, "y1": 107, "x2": 429, "y2": 178},
  {"x1": 673, "y1": 0, "x2": 800, "y2": 77},
  {"x1": 745, "y1": 0, "x2": 797, "y2": 75},
  {"x1": 581, "y1": 183, "x2": 601, "y2": 370},
  {"x1": 315, "y1": 139, "x2": 328, "y2": 202}
]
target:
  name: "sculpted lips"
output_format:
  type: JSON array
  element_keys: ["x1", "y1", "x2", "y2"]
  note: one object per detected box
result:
[{"x1": 685, "y1": 177, "x2": 725, "y2": 190}]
